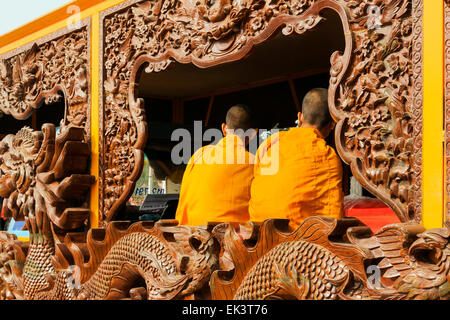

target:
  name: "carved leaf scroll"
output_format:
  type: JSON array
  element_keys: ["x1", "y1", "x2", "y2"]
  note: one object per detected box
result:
[{"x1": 0, "y1": 23, "x2": 90, "y2": 132}]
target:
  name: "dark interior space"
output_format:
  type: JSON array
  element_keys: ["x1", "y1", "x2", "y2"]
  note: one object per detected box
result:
[
  {"x1": 134, "y1": 8, "x2": 356, "y2": 198},
  {"x1": 0, "y1": 113, "x2": 33, "y2": 138},
  {"x1": 121, "y1": 7, "x2": 390, "y2": 220},
  {"x1": 35, "y1": 98, "x2": 66, "y2": 130},
  {"x1": 0, "y1": 97, "x2": 65, "y2": 139}
]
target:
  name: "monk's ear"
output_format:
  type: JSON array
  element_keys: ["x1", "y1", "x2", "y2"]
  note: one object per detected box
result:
[
  {"x1": 330, "y1": 121, "x2": 336, "y2": 131},
  {"x1": 322, "y1": 121, "x2": 335, "y2": 138},
  {"x1": 221, "y1": 123, "x2": 227, "y2": 136},
  {"x1": 297, "y1": 112, "x2": 303, "y2": 126}
]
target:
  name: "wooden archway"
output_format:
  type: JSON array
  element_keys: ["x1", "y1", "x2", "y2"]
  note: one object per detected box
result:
[{"x1": 99, "y1": 0, "x2": 423, "y2": 225}]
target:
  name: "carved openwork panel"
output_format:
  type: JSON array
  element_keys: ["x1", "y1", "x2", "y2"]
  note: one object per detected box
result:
[
  {"x1": 100, "y1": 0, "x2": 423, "y2": 224},
  {"x1": 0, "y1": 124, "x2": 95, "y2": 234},
  {"x1": 0, "y1": 20, "x2": 91, "y2": 133}
]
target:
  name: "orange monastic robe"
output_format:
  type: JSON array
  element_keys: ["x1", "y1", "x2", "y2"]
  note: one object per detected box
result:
[
  {"x1": 249, "y1": 127, "x2": 343, "y2": 229},
  {"x1": 175, "y1": 134, "x2": 254, "y2": 226}
]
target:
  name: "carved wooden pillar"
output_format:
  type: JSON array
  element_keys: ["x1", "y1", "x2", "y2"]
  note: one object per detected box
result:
[{"x1": 411, "y1": 0, "x2": 424, "y2": 223}]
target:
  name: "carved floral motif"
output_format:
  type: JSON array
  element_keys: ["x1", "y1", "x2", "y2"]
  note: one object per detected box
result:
[
  {"x1": 0, "y1": 25, "x2": 90, "y2": 130},
  {"x1": 333, "y1": 0, "x2": 415, "y2": 221}
]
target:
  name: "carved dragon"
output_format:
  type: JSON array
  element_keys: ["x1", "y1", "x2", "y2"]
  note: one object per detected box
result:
[
  {"x1": 211, "y1": 217, "x2": 450, "y2": 300},
  {"x1": 1, "y1": 209, "x2": 449, "y2": 299},
  {"x1": 1, "y1": 217, "x2": 220, "y2": 300},
  {"x1": 0, "y1": 124, "x2": 94, "y2": 232},
  {"x1": 0, "y1": 123, "x2": 94, "y2": 299},
  {"x1": 1, "y1": 125, "x2": 445, "y2": 301},
  {"x1": 0, "y1": 125, "x2": 219, "y2": 300}
]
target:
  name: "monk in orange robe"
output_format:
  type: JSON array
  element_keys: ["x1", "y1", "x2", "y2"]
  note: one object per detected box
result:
[
  {"x1": 175, "y1": 105, "x2": 257, "y2": 226},
  {"x1": 249, "y1": 88, "x2": 344, "y2": 229}
]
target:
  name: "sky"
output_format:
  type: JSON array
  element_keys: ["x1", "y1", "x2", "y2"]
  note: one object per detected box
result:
[{"x1": 0, "y1": 0, "x2": 73, "y2": 36}]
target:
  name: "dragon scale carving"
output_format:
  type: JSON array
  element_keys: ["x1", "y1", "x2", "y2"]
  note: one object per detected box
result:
[
  {"x1": 0, "y1": 129, "x2": 447, "y2": 302},
  {"x1": 2, "y1": 219, "x2": 220, "y2": 300},
  {"x1": 233, "y1": 240, "x2": 357, "y2": 300},
  {"x1": 210, "y1": 218, "x2": 450, "y2": 300},
  {"x1": 2, "y1": 213, "x2": 449, "y2": 300}
]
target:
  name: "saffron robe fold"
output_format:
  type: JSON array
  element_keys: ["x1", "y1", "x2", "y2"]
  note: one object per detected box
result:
[
  {"x1": 249, "y1": 127, "x2": 344, "y2": 229},
  {"x1": 175, "y1": 134, "x2": 254, "y2": 226}
]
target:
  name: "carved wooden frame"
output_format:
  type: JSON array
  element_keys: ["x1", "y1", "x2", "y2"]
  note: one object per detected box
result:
[
  {"x1": 99, "y1": 0, "x2": 424, "y2": 225},
  {"x1": 0, "y1": 18, "x2": 91, "y2": 136}
]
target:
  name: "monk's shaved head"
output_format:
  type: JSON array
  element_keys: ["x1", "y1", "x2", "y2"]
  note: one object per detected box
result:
[
  {"x1": 302, "y1": 88, "x2": 332, "y2": 129},
  {"x1": 226, "y1": 104, "x2": 254, "y2": 131}
]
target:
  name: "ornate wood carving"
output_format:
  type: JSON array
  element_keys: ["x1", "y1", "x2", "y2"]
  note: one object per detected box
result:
[
  {"x1": 211, "y1": 217, "x2": 450, "y2": 300},
  {"x1": 0, "y1": 124, "x2": 95, "y2": 234},
  {"x1": 0, "y1": 232, "x2": 28, "y2": 300},
  {"x1": 1, "y1": 219, "x2": 220, "y2": 300},
  {"x1": 100, "y1": 0, "x2": 423, "y2": 224},
  {"x1": 0, "y1": 123, "x2": 95, "y2": 299},
  {"x1": 1, "y1": 216, "x2": 448, "y2": 300},
  {"x1": 0, "y1": 20, "x2": 91, "y2": 134},
  {"x1": 411, "y1": 0, "x2": 423, "y2": 224},
  {"x1": 330, "y1": 0, "x2": 418, "y2": 222}
]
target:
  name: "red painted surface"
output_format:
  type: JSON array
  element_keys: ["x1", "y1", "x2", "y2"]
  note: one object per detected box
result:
[{"x1": 344, "y1": 197, "x2": 400, "y2": 233}]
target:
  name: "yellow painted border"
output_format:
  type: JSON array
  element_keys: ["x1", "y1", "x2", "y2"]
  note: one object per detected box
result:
[
  {"x1": 0, "y1": 0, "x2": 128, "y2": 55},
  {"x1": 90, "y1": 12, "x2": 100, "y2": 229},
  {"x1": 422, "y1": 0, "x2": 445, "y2": 228}
]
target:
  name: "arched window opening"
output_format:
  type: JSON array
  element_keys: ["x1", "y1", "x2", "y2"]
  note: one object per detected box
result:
[{"x1": 122, "y1": 9, "x2": 399, "y2": 231}]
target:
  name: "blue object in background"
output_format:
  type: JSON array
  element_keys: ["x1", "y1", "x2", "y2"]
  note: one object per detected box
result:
[{"x1": 7, "y1": 219, "x2": 29, "y2": 240}]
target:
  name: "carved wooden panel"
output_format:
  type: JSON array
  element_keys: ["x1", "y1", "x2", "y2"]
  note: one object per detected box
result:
[
  {"x1": 1, "y1": 217, "x2": 448, "y2": 300},
  {"x1": 0, "y1": 124, "x2": 95, "y2": 234},
  {"x1": 411, "y1": 0, "x2": 423, "y2": 224},
  {"x1": 0, "y1": 20, "x2": 91, "y2": 135},
  {"x1": 99, "y1": 0, "x2": 423, "y2": 224}
]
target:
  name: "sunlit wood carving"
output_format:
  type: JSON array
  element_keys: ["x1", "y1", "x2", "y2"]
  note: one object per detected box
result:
[
  {"x1": 1, "y1": 214, "x2": 448, "y2": 300},
  {"x1": 0, "y1": 23, "x2": 90, "y2": 130},
  {"x1": 1, "y1": 214, "x2": 220, "y2": 299},
  {"x1": 0, "y1": 124, "x2": 95, "y2": 231},
  {"x1": 211, "y1": 217, "x2": 450, "y2": 300},
  {"x1": 0, "y1": 0, "x2": 442, "y2": 302}
]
